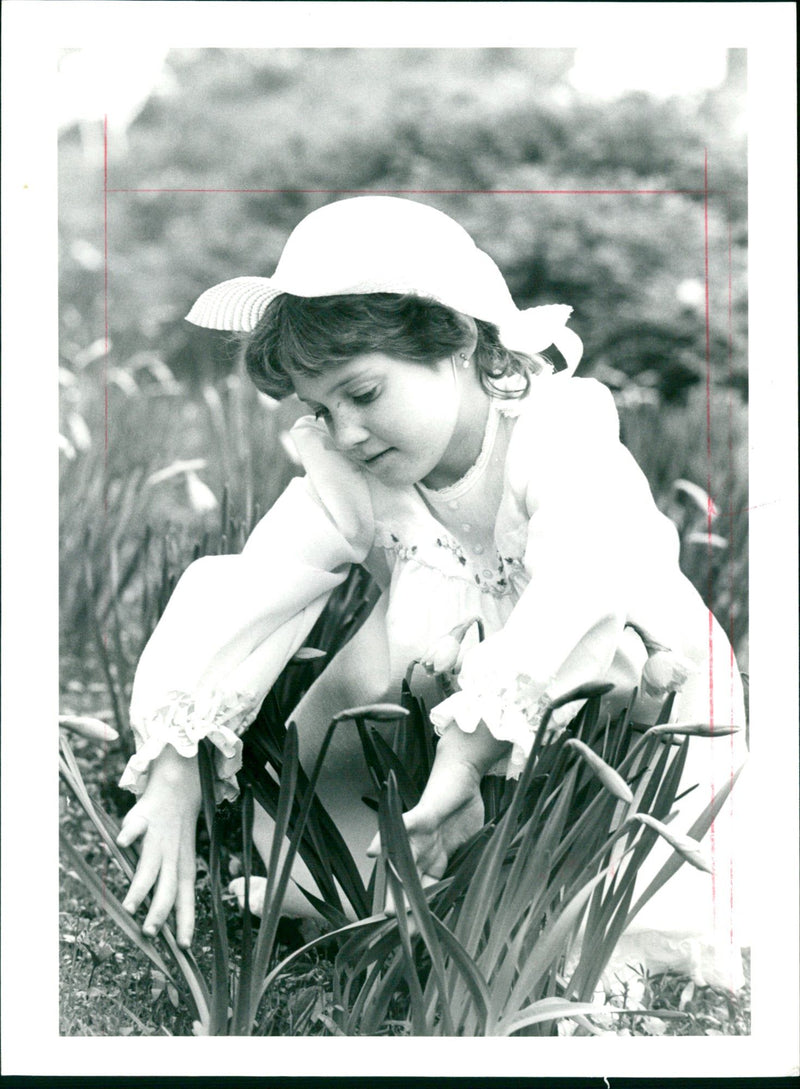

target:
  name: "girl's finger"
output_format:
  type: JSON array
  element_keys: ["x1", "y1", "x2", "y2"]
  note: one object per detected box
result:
[
  {"x1": 116, "y1": 811, "x2": 149, "y2": 847},
  {"x1": 175, "y1": 852, "x2": 197, "y2": 948},
  {"x1": 143, "y1": 853, "x2": 179, "y2": 937},
  {"x1": 174, "y1": 882, "x2": 195, "y2": 949},
  {"x1": 122, "y1": 835, "x2": 162, "y2": 913}
]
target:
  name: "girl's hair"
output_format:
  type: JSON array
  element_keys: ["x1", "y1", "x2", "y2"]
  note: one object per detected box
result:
[{"x1": 243, "y1": 293, "x2": 550, "y2": 400}]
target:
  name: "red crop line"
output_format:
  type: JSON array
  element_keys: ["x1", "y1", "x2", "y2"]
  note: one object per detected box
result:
[
  {"x1": 104, "y1": 186, "x2": 726, "y2": 196},
  {"x1": 702, "y1": 149, "x2": 717, "y2": 917},
  {"x1": 102, "y1": 114, "x2": 111, "y2": 914},
  {"x1": 726, "y1": 195, "x2": 737, "y2": 945},
  {"x1": 726, "y1": 195, "x2": 736, "y2": 688}
]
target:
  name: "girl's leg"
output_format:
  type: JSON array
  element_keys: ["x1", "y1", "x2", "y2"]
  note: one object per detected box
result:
[{"x1": 248, "y1": 595, "x2": 394, "y2": 919}]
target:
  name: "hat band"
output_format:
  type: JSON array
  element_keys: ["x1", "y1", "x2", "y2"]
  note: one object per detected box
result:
[{"x1": 186, "y1": 277, "x2": 583, "y2": 376}]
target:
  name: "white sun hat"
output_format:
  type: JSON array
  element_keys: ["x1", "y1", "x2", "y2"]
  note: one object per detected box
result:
[{"x1": 185, "y1": 196, "x2": 583, "y2": 375}]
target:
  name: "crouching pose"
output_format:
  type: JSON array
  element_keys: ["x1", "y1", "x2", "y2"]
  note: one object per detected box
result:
[{"x1": 118, "y1": 196, "x2": 749, "y2": 992}]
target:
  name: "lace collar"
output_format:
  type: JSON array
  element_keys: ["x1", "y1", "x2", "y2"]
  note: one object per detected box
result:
[{"x1": 417, "y1": 399, "x2": 502, "y2": 502}]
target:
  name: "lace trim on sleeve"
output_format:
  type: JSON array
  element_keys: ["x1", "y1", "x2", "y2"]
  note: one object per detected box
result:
[
  {"x1": 120, "y1": 689, "x2": 261, "y2": 803},
  {"x1": 429, "y1": 671, "x2": 564, "y2": 780}
]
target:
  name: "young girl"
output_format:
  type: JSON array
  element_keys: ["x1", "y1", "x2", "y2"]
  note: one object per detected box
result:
[{"x1": 117, "y1": 196, "x2": 749, "y2": 993}]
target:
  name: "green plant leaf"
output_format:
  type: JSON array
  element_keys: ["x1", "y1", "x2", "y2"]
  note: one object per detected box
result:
[
  {"x1": 378, "y1": 774, "x2": 455, "y2": 1035},
  {"x1": 232, "y1": 785, "x2": 255, "y2": 1035},
  {"x1": 386, "y1": 866, "x2": 430, "y2": 1035},
  {"x1": 497, "y1": 997, "x2": 612, "y2": 1036},
  {"x1": 627, "y1": 766, "x2": 742, "y2": 922},
  {"x1": 59, "y1": 832, "x2": 176, "y2": 981},
  {"x1": 197, "y1": 741, "x2": 231, "y2": 1034},
  {"x1": 369, "y1": 727, "x2": 423, "y2": 809},
  {"x1": 504, "y1": 866, "x2": 611, "y2": 1019},
  {"x1": 427, "y1": 913, "x2": 490, "y2": 1034}
]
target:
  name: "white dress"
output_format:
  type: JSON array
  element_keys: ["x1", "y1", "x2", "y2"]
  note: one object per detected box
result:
[{"x1": 121, "y1": 375, "x2": 749, "y2": 991}]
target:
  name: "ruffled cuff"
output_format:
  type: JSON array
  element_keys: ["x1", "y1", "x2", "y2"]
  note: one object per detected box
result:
[
  {"x1": 120, "y1": 689, "x2": 262, "y2": 804},
  {"x1": 429, "y1": 671, "x2": 565, "y2": 780}
]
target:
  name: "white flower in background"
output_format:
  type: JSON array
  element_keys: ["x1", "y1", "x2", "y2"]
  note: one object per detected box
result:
[
  {"x1": 675, "y1": 277, "x2": 706, "y2": 311},
  {"x1": 185, "y1": 471, "x2": 219, "y2": 514},
  {"x1": 672, "y1": 479, "x2": 718, "y2": 519},
  {"x1": 145, "y1": 458, "x2": 208, "y2": 488},
  {"x1": 107, "y1": 367, "x2": 138, "y2": 397},
  {"x1": 69, "y1": 239, "x2": 104, "y2": 272},
  {"x1": 640, "y1": 650, "x2": 696, "y2": 698},
  {"x1": 144, "y1": 458, "x2": 218, "y2": 514},
  {"x1": 67, "y1": 412, "x2": 92, "y2": 452},
  {"x1": 685, "y1": 532, "x2": 728, "y2": 549},
  {"x1": 73, "y1": 338, "x2": 109, "y2": 369},
  {"x1": 59, "y1": 433, "x2": 77, "y2": 460}
]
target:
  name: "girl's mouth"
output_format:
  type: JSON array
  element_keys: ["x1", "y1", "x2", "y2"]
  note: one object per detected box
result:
[{"x1": 364, "y1": 449, "x2": 393, "y2": 466}]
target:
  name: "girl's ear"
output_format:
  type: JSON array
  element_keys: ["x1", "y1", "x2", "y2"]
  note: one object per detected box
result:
[{"x1": 458, "y1": 315, "x2": 479, "y2": 359}]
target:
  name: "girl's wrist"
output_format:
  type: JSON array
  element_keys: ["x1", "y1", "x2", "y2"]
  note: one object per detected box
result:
[
  {"x1": 437, "y1": 720, "x2": 509, "y2": 780},
  {"x1": 154, "y1": 744, "x2": 200, "y2": 784}
]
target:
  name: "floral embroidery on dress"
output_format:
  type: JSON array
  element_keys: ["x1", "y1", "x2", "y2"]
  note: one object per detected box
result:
[
  {"x1": 434, "y1": 535, "x2": 468, "y2": 567},
  {"x1": 379, "y1": 525, "x2": 523, "y2": 598},
  {"x1": 387, "y1": 531, "x2": 418, "y2": 562}
]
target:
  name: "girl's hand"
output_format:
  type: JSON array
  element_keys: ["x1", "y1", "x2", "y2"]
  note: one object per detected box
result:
[
  {"x1": 116, "y1": 746, "x2": 202, "y2": 948},
  {"x1": 367, "y1": 720, "x2": 507, "y2": 915},
  {"x1": 401, "y1": 781, "x2": 486, "y2": 876},
  {"x1": 366, "y1": 770, "x2": 484, "y2": 915}
]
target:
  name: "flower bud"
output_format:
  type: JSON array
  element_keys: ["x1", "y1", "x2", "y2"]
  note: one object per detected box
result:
[
  {"x1": 185, "y1": 471, "x2": 219, "y2": 514},
  {"x1": 59, "y1": 714, "x2": 119, "y2": 744},
  {"x1": 420, "y1": 616, "x2": 483, "y2": 675},
  {"x1": 640, "y1": 650, "x2": 695, "y2": 698},
  {"x1": 634, "y1": 813, "x2": 712, "y2": 873},
  {"x1": 647, "y1": 722, "x2": 742, "y2": 739},
  {"x1": 566, "y1": 738, "x2": 633, "y2": 804},
  {"x1": 333, "y1": 703, "x2": 409, "y2": 724},
  {"x1": 424, "y1": 634, "x2": 461, "y2": 675},
  {"x1": 290, "y1": 646, "x2": 327, "y2": 662}
]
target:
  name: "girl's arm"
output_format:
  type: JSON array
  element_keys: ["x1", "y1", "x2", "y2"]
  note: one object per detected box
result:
[
  {"x1": 118, "y1": 747, "x2": 201, "y2": 945},
  {"x1": 431, "y1": 378, "x2": 684, "y2": 777},
  {"x1": 118, "y1": 437, "x2": 375, "y2": 946}
]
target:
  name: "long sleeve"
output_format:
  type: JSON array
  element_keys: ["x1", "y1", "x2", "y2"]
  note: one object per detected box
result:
[
  {"x1": 430, "y1": 378, "x2": 683, "y2": 775},
  {"x1": 121, "y1": 416, "x2": 375, "y2": 801}
]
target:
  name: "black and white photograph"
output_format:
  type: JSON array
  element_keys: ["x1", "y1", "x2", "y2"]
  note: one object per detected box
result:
[{"x1": 1, "y1": 1, "x2": 797, "y2": 1080}]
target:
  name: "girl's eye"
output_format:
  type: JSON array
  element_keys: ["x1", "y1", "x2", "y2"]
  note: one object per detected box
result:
[{"x1": 351, "y1": 387, "x2": 380, "y2": 405}]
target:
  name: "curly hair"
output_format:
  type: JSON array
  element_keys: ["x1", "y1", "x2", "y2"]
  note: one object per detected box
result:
[{"x1": 243, "y1": 293, "x2": 550, "y2": 400}]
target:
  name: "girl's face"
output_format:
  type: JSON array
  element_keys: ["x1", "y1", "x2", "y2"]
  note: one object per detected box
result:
[{"x1": 291, "y1": 352, "x2": 489, "y2": 489}]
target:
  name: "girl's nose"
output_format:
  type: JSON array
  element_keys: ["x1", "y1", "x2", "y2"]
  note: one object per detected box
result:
[{"x1": 329, "y1": 407, "x2": 370, "y2": 452}]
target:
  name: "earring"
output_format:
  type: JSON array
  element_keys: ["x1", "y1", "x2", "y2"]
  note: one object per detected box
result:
[{"x1": 459, "y1": 352, "x2": 470, "y2": 368}]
